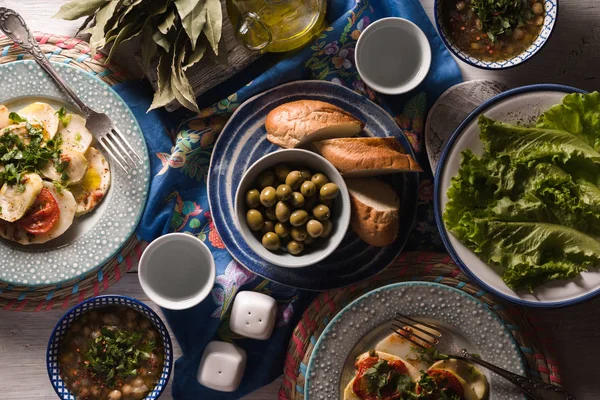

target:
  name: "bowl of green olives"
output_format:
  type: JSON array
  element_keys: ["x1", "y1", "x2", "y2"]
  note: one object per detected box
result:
[{"x1": 235, "y1": 149, "x2": 351, "y2": 268}]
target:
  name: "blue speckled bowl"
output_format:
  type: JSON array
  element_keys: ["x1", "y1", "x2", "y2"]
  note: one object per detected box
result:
[
  {"x1": 47, "y1": 295, "x2": 173, "y2": 400},
  {"x1": 434, "y1": 0, "x2": 558, "y2": 69}
]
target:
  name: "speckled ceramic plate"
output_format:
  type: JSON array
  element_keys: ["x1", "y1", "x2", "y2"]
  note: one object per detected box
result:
[
  {"x1": 435, "y1": 84, "x2": 599, "y2": 308},
  {"x1": 305, "y1": 282, "x2": 526, "y2": 400},
  {"x1": 0, "y1": 61, "x2": 150, "y2": 286},
  {"x1": 208, "y1": 80, "x2": 419, "y2": 291}
]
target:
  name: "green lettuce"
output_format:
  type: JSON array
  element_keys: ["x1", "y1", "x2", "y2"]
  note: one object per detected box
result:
[
  {"x1": 537, "y1": 92, "x2": 600, "y2": 151},
  {"x1": 444, "y1": 93, "x2": 600, "y2": 291}
]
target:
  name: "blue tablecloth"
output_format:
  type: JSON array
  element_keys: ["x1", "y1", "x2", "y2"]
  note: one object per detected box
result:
[{"x1": 114, "y1": 0, "x2": 462, "y2": 398}]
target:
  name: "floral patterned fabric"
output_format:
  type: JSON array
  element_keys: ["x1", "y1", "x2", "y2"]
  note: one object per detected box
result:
[{"x1": 117, "y1": 0, "x2": 461, "y2": 398}]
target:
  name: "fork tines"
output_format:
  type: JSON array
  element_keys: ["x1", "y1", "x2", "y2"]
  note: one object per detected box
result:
[
  {"x1": 98, "y1": 127, "x2": 141, "y2": 173},
  {"x1": 391, "y1": 312, "x2": 443, "y2": 349}
]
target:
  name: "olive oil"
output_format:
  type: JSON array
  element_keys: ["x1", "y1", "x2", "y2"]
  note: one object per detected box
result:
[{"x1": 227, "y1": 0, "x2": 327, "y2": 52}]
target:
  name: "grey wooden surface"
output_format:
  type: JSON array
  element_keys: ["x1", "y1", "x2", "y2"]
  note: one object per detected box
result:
[{"x1": 0, "y1": 0, "x2": 599, "y2": 399}]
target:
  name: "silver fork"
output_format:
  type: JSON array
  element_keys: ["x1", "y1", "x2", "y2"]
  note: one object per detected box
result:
[
  {"x1": 0, "y1": 8, "x2": 141, "y2": 173},
  {"x1": 392, "y1": 313, "x2": 577, "y2": 400}
]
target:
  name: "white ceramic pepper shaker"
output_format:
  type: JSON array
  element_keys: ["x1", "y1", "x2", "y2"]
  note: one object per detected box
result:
[
  {"x1": 229, "y1": 291, "x2": 278, "y2": 340},
  {"x1": 197, "y1": 341, "x2": 247, "y2": 392}
]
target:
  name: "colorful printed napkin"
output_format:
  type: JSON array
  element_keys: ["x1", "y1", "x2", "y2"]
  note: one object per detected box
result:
[{"x1": 114, "y1": 0, "x2": 462, "y2": 398}]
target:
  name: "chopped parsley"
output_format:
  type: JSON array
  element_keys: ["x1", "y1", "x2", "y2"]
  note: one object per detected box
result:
[
  {"x1": 85, "y1": 327, "x2": 156, "y2": 385},
  {"x1": 8, "y1": 112, "x2": 26, "y2": 123},
  {"x1": 470, "y1": 0, "x2": 534, "y2": 42},
  {"x1": 75, "y1": 132, "x2": 82, "y2": 142},
  {"x1": 415, "y1": 372, "x2": 462, "y2": 400},
  {"x1": 0, "y1": 125, "x2": 64, "y2": 187},
  {"x1": 53, "y1": 180, "x2": 68, "y2": 194},
  {"x1": 363, "y1": 360, "x2": 417, "y2": 398},
  {"x1": 412, "y1": 346, "x2": 449, "y2": 364},
  {"x1": 55, "y1": 107, "x2": 72, "y2": 127}
]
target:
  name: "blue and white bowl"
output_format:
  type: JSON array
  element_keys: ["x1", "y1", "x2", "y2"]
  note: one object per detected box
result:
[
  {"x1": 47, "y1": 295, "x2": 173, "y2": 400},
  {"x1": 434, "y1": 0, "x2": 558, "y2": 69}
]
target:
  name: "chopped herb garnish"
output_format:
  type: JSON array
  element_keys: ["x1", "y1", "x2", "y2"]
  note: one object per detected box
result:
[
  {"x1": 470, "y1": 0, "x2": 534, "y2": 42},
  {"x1": 53, "y1": 180, "x2": 67, "y2": 194},
  {"x1": 411, "y1": 346, "x2": 449, "y2": 363},
  {"x1": 75, "y1": 132, "x2": 82, "y2": 141},
  {"x1": 85, "y1": 327, "x2": 156, "y2": 385},
  {"x1": 363, "y1": 360, "x2": 416, "y2": 398},
  {"x1": 8, "y1": 112, "x2": 26, "y2": 123},
  {"x1": 55, "y1": 107, "x2": 72, "y2": 127}
]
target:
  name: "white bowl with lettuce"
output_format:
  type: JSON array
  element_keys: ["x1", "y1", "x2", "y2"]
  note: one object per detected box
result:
[{"x1": 435, "y1": 85, "x2": 600, "y2": 307}]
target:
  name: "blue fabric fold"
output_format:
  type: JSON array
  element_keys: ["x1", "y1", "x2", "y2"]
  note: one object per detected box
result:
[{"x1": 113, "y1": 0, "x2": 462, "y2": 398}]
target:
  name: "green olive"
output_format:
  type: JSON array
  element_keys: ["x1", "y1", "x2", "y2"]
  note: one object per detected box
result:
[
  {"x1": 274, "y1": 164, "x2": 292, "y2": 182},
  {"x1": 275, "y1": 201, "x2": 292, "y2": 222},
  {"x1": 318, "y1": 195, "x2": 333, "y2": 208},
  {"x1": 265, "y1": 206, "x2": 277, "y2": 221},
  {"x1": 256, "y1": 170, "x2": 276, "y2": 189},
  {"x1": 290, "y1": 192, "x2": 305, "y2": 208},
  {"x1": 260, "y1": 186, "x2": 277, "y2": 207},
  {"x1": 289, "y1": 210, "x2": 309, "y2": 226},
  {"x1": 306, "y1": 220, "x2": 324, "y2": 238},
  {"x1": 261, "y1": 220, "x2": 275, "y2": 234},
  {"x1": 285, "y1": 171, "x2": 304, "y2": 190},
  {"x1": 300, "y1": 169, "x2": 312, "y2": 182},
  {"x1": 320, "y1": 219, "x2": 333, "y2": 238},
  {"x1": 312, "y1": 204, "x2": 331, "y2": 221},
  {"x1": 287, "y1": 240, "x2": 304, "y2": 255},
  {"x1": 245, "y1": 189, "x2": 261, "y2": 208},
  {"x1": 262, "y1": 232, "x2": 281, "y2": 251},
  {"x1": 311, "y1": 173, "x2": 329, "y2": 189},
  {"x1": 304, "y1": 236, "x2": 315, "y2": 245},
  {"x1": 301, "y1": 181, "x2": 317, "y2": 197},
  {"x1": 246, "y1": 209, "x2": 264, "y2": 231},
  {"x1": 320, "y1": 183, "x2": 340, "y2": 200},
  {"x1": 304, "y1": 195, "x2": 318, "y2": 211},
  {"x1": 274, "y1": 222, "x2": 291, "y2": 239},
  {"x1": 291, "y1": 226, "x2": 308, "y2": 241},
  {"x1": 276, "y1": 184, "x2": 293, "y2": 201}
]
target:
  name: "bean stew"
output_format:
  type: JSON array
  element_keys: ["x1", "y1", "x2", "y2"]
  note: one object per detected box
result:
[
  {"x1": 442, "y1": 0, "x2": 545, "y2": 61},
  {"x1": 58, "y1": 306, "x2": 164, "y2": 400}
]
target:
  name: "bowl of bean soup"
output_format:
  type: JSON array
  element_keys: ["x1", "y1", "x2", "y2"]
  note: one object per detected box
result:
[
  {"x1": 47, "y1": 295, "x2": 173, "y2": 400},
  {"x1": 435, "y1": 0, "x2": 557, "y2": 69}
]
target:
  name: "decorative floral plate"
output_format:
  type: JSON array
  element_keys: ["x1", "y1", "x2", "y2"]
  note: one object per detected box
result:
[
  {"x1": 208, "y1": 80, "x2": 419, "y2": 290},
  {"x1": 0, "y1": 61, "x2": 150, "y2": 286},
  {"x1": 434, "y1": 84, "x2": 597, "y2": 307},
  {"x1": 305, "y1": 282, "x2": 526, "y2": 399}
]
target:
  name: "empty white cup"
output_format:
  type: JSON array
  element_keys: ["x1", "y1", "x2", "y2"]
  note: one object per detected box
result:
[
  {"x1": 138, "y1": 233, "x2": 216, "y2": 310},
  {"x1": 355, "y1": 17, "x2": 432, "y2": 95}
]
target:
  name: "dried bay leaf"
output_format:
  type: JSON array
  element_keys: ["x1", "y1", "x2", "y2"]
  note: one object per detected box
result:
[
  {"x1": 106, "y1": 21, "x2": 142, "y2": 62},
  {"x1": 158, "y1": 9, "x2": 177, "y2": 34},
  {"x1": 89, "y1": 0, "x2": 120, "y2": 55},
  {"x1": 54, "y1": 0, "x2": 109, "y2": 21},
  {"x1": 149, "y1": 49, "x2": 175, "y2": 111},
  {"x1": 205, "y1": 32, "x2": 228, "y2": 66},
  {"x1": 174, "y1": 0, "x2": 207, "y2": 50},
  {"x1": 140, "y1": 24, "x2": 158, "y2": 74},
  {"x1": 183, "y1": 40, "x2": 206, "y2": 71},
  {"x1": 170, "y1": 34, "x2": 200, "y2": 112},
  {"x1": 152, "y1": 29, "x2": 175, "y2": 52},
  {"x1": 202, "y1": 0, "x2": 222, "y2": 54}
]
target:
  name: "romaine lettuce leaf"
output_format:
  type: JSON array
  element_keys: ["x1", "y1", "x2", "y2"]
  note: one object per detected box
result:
[{"x1": 537, "y1": 92, "x2": 600, "y2": 151}]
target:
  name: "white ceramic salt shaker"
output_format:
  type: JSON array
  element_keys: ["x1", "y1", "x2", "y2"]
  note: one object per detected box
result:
[
  {"x1": 229, "y1": 291, "x2": 278, "y2": 340},
  {"x1": 197, "y1": 341, "x2": 247, "y2": 392}
]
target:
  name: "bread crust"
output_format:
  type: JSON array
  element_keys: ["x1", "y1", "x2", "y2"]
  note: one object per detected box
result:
[{"x1": 265, "y1": 100, "x2": 364, "y2": 148}]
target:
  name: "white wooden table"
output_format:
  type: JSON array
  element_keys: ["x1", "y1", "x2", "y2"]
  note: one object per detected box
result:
[{"x1": 1, "y1": 1, "x2": 599, "y2": 399}]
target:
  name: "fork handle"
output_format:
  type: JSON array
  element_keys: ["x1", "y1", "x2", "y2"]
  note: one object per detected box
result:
[
  {"x1": 460, "y1": 350, "x2": 577, "y2": 400},
  {"x1": 0, "y1": 7, "x2": 93, "y2": 116}
]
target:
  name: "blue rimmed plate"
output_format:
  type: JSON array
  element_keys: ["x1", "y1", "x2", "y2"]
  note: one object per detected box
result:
[
  {"x1": 305, "y1": 282, "x2": 526, "y2": 399},
  {"x1": 434, "y1": 0, "x2": 557, "y2": 70},
  {"x1": 47, "y1": 295, "x2": 172, "y2": 400},
  {"x1": 434, "y1": 84, "x2": 598, "y2": 308},
  {"x1": 0, "y1": 60, "x2": 150, "y2": 286},
  {"x1": 208, "y1": 80, "x2": 419, "y2": 290}
]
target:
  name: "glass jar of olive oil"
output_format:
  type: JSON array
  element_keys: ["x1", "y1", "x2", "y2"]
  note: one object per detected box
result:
[{"x1": 226, "y1": 0, "x2": 327, "y2": 52}]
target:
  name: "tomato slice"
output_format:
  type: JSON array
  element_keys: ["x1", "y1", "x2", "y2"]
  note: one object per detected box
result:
[
  {"x1": 353, "y1": 356, "x2": 410, "y2": 400},
  {"x1": 416, "y1": 369, "x2": 465, "y2": 399},
  {"x1": 19, "y1": 187, "x2": 60, "y2": 234}
]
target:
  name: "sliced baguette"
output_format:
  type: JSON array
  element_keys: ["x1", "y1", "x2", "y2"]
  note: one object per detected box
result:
[
  {"x1": 313, "y1": 137, "x2": 422, "y2": 177},
  {"x1": 346, "y1": 178, "x2": 400, "y2": 247},
  {"x1": 266, "y1": 100, "x2": 364, "y2": 149}
]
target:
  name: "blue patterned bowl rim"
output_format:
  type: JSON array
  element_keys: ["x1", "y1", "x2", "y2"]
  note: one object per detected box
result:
[
  {"x1": 434, "y1": 0, "x2": 558, "y2": 70},
  {"x1": 434, "y1": 83, "x2": 592, "y2": 308},
  {"x1": 46, "y1": 295, "x2": 173, "y2": 400}
]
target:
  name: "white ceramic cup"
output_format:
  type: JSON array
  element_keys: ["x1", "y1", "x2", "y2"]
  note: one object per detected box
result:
[
  {"x1": 138, "y1": 233, "x2": 216, "y2": 310},
  {"x1": 355, "y1": 17, "x2": 432, "y2": 95}
]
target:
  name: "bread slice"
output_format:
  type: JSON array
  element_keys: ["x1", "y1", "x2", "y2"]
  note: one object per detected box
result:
[
  {"x1": 265, "y1": 100, "x2": 364, "y2": 149},
  {"x1": 346, "y1": 178, "x2": 400, "y2": 247},
  {"x1": 314, "y1": 137, "x2": 422, "y2": 177}
]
